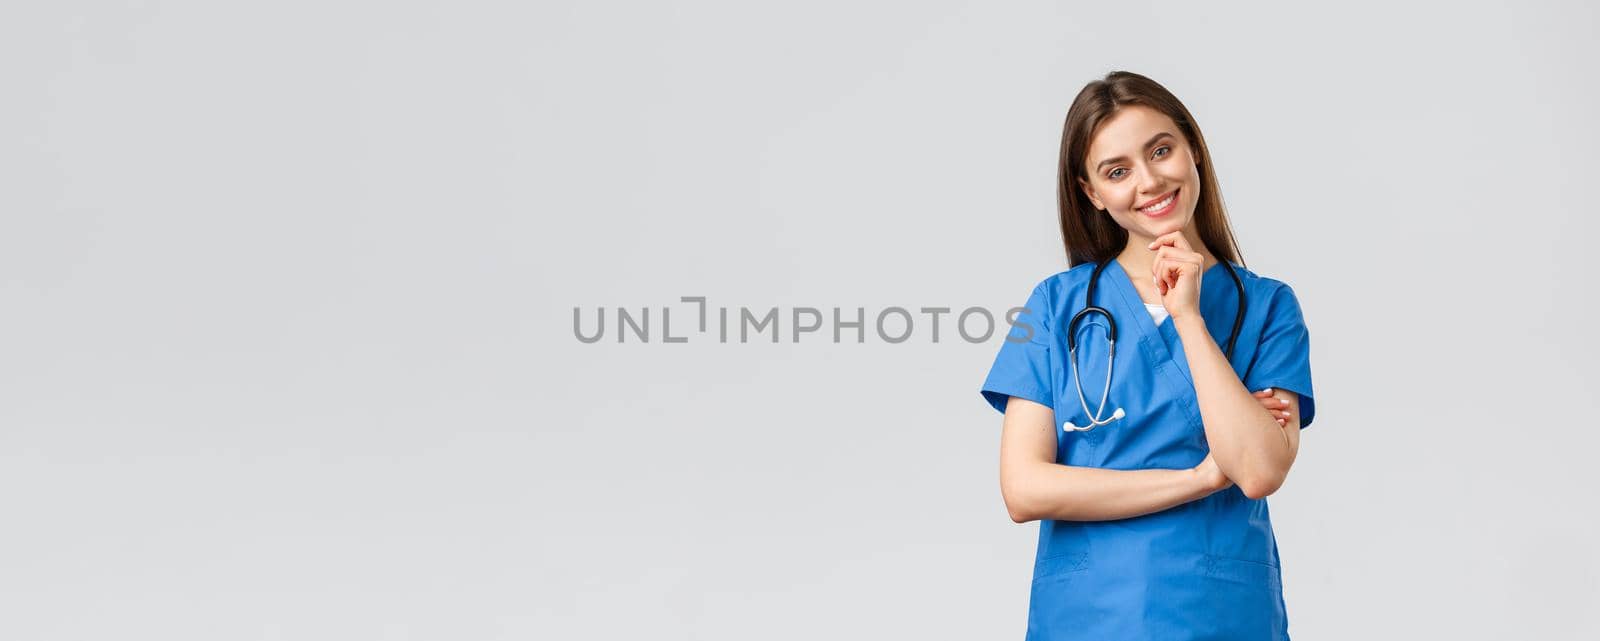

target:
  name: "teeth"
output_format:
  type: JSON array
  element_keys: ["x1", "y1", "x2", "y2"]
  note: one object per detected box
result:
[{"x1": 1140, "y1": 192, "x2": 1175, "y2": 212}]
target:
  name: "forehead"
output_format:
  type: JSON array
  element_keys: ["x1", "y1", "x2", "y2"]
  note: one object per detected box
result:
[{"x1": 1085, "y1": 105, "x2": 1183, "y2": 166}]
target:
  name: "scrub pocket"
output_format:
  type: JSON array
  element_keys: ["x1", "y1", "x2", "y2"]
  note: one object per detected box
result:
[
  {"x1": 1199, "y1": 554, "x2": 1290, "y2": 640},
  {"x1": 1202, "y1": 553, "x2": 1283, "y2": 590},
  {"x1": 1032, "y1": 549, "x2": 1090, "y2": 583}
]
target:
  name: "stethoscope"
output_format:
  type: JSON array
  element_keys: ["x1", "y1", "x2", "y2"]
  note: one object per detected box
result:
[{"x1": 1062, "y1": 256, "x2": 1247, "y2": 431}]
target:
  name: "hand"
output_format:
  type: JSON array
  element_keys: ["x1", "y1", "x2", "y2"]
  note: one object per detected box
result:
[
  {"x1": 1253, "y1": 387, "x2": 1292, "y2": 427},
  {"x1": 1192, "y1": 452, "x2": 1233, "y2": 493},
  {"x1": 1146, "y1": 231, "x2": 1205, "y2": 320}
]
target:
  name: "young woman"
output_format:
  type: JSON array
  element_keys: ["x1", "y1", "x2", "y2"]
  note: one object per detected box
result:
[{"x1": 980, "y1": 71, "x2": 1317, "y2": 640}]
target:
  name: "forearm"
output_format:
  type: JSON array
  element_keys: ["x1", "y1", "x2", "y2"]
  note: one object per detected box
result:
[
  {"x1": 1011, "y1": 462, "x2": 1214, "y2": 522},
  {"x1": 1173, "y1": 314, "x2": 1293, "y2": 497}
]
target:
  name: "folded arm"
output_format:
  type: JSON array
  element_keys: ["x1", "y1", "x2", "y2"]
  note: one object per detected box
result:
[
  {"x1": 1173, "y1": 315, "x2": 1302, "y2": 498},
  {"x1": 998, "y1": 396, "x2": 1226, "y2": 522}
]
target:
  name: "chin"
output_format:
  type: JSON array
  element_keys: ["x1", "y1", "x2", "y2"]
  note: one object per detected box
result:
[
  {"x1": 1121, "y1": 209, "x2": 1192, "y2": 239},
  {"x1": 1162, "y1": 209, "x2": 1198, "y2": 234},
  {"x1": 1146, "y1": 218, "x2": 1188, "y2": 238}
]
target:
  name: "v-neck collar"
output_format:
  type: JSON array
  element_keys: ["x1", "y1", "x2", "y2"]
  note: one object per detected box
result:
[
  {"x1": 1105, "y1": 259, "x2": 1229, "y2": 326},
  {"x1": 1103, "y1": 259, "x2": 1234, "y2": 385}
]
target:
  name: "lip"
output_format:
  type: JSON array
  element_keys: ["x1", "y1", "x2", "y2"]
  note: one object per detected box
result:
[{"x1": 1137, "y1": 188, "x2": 1179, "y2": 218}]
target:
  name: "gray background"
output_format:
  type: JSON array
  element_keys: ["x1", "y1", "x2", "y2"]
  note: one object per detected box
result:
[{"x1": 2, "y1": 1, "x2": 1596, "y2": 639}]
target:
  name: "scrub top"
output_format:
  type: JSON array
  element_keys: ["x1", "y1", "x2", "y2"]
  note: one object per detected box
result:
[{"x1": 980, "y1": 259, "x2": 1316, "y2": 641}]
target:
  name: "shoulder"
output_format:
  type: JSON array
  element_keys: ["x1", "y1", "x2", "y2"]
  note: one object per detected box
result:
[
  {"x1": 1225, "y1": 263, "x2": 1299, "y2": 299},
  {"x1": 1225, "y1": 263, "x2": 1308, "y2": 320},
  {"x1": 1004, "y1": 263, "x2": 1098, "y2": 337},
  {"x1": 1025, "y1": 262, "x2": 1100, "y2": 303}
]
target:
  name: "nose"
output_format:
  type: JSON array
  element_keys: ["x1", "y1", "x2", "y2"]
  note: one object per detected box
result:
[{"x1": 1136, "y1": 164, "x2": 1162, "y2": 196}]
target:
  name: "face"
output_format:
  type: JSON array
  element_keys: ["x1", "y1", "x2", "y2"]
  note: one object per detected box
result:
[{"x1": 1077, "y1": 105, "x2": 1202, "y2": 244}]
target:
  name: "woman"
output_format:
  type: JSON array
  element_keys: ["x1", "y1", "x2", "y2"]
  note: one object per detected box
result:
[{"x1": 980, "y1": 71, "x2": 1317, "y2": 640}]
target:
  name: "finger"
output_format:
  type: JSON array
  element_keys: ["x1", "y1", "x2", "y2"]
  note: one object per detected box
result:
[
  {"x1": 1153, "y1": 247, "x2": 1202, "y2": 285},
  {"x1": 1254, "y1": 388, "x2": 1275, "y2": 397},
  {"x1": 1256, "y1": 391, "x2": 1292, "y2": 411},
  {"x1": 1151, "y1": 246, "x2": 1172, "y2": 274},
  {"x1": 1153, "y1": 256, "x2": 1175, "y2": 293},
  {"x1": 1160, "y1": 257, "x2": 1185, "y2": 291},
  {"x1": 1152, "y1": 251, "x2": 1176, "y2": 289},
  {"x1": 1258, "y1": 392, "x2": 1291, "y2": 409},
  {"x1": 1146, "y1": 233, "x2": 1178, "y2": 251},
  {"x1": 1145, "y1": 231, "x2": 1185, "y2": 250},
  {"x1": 1156, "y1": 246, "x2": 1204, "y2": 274},
  {"x1": 1148, "y1": 231, "x2": 1193, "y2": 252},
  {"x1": 1259, "y1": 398, "x2": 1291, "y2": 417},
  {"x1": 1152, "y1": 245, "x2": 1170, "y2": 268}
]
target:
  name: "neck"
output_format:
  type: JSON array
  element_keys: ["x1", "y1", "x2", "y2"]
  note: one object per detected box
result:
[{"x1": 1114, "y1": 227, "x2": 1220, "y2": 281}]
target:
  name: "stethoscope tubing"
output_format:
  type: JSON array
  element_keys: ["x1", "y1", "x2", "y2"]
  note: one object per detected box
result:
[{"x1": 1062, "y1": 256, "x2": 1246, "y2": 432}]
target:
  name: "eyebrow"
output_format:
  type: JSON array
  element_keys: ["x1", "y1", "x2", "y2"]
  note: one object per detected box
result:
[{"x1": 1094, "y1": 132, "x2": 1176, "y2": 172}]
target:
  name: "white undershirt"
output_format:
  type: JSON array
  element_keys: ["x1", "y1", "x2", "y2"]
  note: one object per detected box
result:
[{"x1": 1145, "y1": 302, "x2": 1170, "y2": 326}]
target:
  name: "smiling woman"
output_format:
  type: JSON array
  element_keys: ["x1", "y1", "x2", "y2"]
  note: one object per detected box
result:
[
  {"x1": 980, "y1": 71, "x2": 1317, "y2": 641},
  {"x1": 1058, "y1": 78, "x2": 1242, "y2": 272}
]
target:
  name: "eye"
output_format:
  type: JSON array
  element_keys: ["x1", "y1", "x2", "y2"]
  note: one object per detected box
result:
[{"x1": 1105, "y1": 145, "x2": 1172, "y2": 180}]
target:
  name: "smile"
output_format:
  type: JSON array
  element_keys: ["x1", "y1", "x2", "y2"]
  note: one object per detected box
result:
[{"x1": 1137, "y1": 189, "x2": 1179, "y2": 217}]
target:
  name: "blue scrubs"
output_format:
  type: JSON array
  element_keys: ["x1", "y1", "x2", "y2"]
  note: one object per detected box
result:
[{"x1": 981, "y1": 260, "x2": 1316, "y2": 641}]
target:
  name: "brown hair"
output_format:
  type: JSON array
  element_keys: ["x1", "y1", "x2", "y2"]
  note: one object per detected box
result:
[{"x1": 1056, "y1": 71, "x2": 1245, "y2": 268}]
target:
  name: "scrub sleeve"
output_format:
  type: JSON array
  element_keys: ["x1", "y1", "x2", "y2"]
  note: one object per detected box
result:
[
  {"x1": 980, "y1": 284, "x2": 1055, "y2": 415},
  {"x1": 1242, "y1": 282, "x2": 1318, "y2": 428}
]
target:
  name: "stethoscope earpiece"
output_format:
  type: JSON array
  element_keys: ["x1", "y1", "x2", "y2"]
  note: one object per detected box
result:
[{"x1": 1063, "y1": 406, "x2": 1125, "y2": 433}]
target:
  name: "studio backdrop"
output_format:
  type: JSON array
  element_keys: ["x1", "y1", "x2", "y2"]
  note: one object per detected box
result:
[{"x1": 2, "y1": 1, "x2": 1596, "y2": 639}]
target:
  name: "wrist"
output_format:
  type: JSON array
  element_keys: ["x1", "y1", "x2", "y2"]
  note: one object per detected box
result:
[
  {"x1": 1171, "y1": 313, "x2": 1206, "y2": 332},
  {"x1": 1184, "y1": 466, "x2": 1211, "y2": 497}
]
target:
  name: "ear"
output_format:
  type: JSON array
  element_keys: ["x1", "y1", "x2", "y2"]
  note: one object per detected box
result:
[{"x1": 1077, "y1": 178, "x2": 1103, "y2": 211}]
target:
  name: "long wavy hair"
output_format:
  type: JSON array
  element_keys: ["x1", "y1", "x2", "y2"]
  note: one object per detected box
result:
[{"x1": 1056, "y1": 71, "x2": 1245, "y2": 269}]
